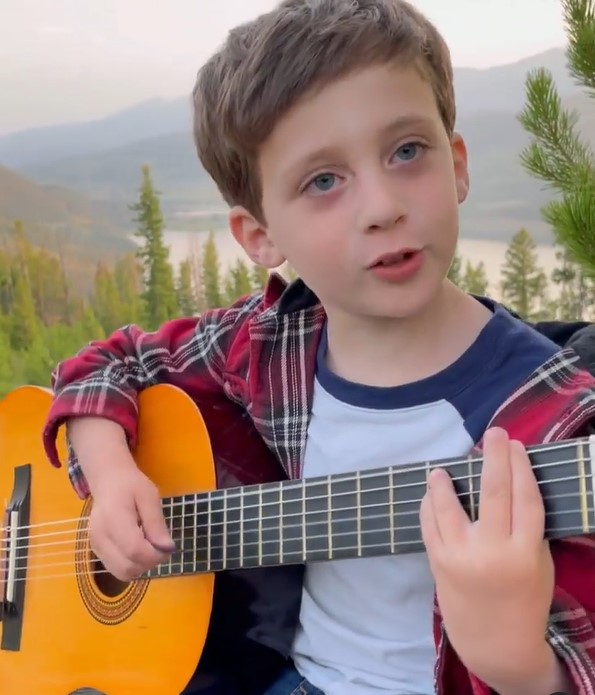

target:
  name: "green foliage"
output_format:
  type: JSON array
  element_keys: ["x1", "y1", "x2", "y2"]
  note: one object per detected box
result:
[
  {"x1": 518, "y1": 0, "x2": 595, "y2": 276},
  {"x1": 131, "y1": 165, "x2": 178, "y2": 330},
  {"x1": 201, "y1": 230, "x2": 223, "y2": 308},
  {"x1": 500, "y1": 228, "x2": 549, "y2": 320},
  {"x1": 1, "y1": 164, "x2": 593, "y2": 402}
]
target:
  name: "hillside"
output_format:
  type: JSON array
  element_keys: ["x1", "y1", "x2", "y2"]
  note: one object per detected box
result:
[{"x1": 0, "y1": 165, "x2": 131, "y2": 255}]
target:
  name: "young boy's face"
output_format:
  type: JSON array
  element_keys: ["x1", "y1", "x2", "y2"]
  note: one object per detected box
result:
[{"x1": 231, "y1": 61, "x2": 469, "y2": 324}]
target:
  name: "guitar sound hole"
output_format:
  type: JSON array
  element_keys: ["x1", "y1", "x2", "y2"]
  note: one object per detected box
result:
[{"x1": 90, "y1": 553, "x2": 129, "y2": 597}]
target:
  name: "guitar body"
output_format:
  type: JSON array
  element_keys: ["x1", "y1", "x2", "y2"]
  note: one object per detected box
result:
[{"x1": 0, "y1": 384, "x2": 236, "y2": 695}]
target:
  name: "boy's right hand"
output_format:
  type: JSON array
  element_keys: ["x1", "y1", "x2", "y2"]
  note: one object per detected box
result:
[
  {"x1": 67, "y1": 417, "x2": 176, "y2": 581},
  {"x1": 89, "y1": 467, "x2": 176, "y2": 581}
]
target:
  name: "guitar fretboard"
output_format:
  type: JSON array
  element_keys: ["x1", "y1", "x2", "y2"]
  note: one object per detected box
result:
[{"x1": 146, "y1": 438, "x2": 595, "y2": 579}]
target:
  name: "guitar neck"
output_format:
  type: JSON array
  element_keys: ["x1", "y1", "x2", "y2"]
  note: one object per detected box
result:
[{"x1": 146, "y1": 436, "x2": 595, "y2": 579}]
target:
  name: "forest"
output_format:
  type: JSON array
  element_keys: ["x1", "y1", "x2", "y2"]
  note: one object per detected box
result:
[{"x1": 0, "y1": 0, "x2": 593, "y2": 399}]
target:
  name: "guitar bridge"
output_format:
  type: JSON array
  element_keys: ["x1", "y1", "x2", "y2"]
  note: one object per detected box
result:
[{"x1": 0, "y1": 464, "x2": 31, "y2": 651}]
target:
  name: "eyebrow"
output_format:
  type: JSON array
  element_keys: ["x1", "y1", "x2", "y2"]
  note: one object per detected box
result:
[{"x1": 281, "y1": 113, "x2": 437, "y2": 183}]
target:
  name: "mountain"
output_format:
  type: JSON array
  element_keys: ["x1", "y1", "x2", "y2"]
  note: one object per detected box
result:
[
  {"x1": 0, "y1": 47, "x2": 592, "y2": 246},
  {"x1": 453, "y1": 48, "x2": 581, "y2": 117},
  {"x1": 0, "y1": 165, "x2": 130, "y2": 255},
  {"x1": 0, "y1": 48, "x2": 581, "y2": 171},
  {"x1": 0, "y1": 97, "x2": 193, "y2": 169}
]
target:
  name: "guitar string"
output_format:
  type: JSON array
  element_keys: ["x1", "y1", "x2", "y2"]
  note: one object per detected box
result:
[
  {"x1": 2, "y1": 495, "x2": 593, "y2": 576},
  {"x1": 0, "y1": 453, "x2": 589, "y2": 545},
  {"x1": 1, "y1": 488, "x2": 588, "y2": 570},
  {"x1": 0, "y1": 486, "x2": 584, "y2": 563},
  {"x1": 0, "y1": 460, "x2": 591, "y2": 553},
  {"x1": 1, "y1": 438, "x2": 588, "y2": 534},
  {"x1": 0, "y1": 482, "x2": 586, "y2": 561},
  {"x1": 5, "y1": 519, "x2": 592, "y2": 585}
]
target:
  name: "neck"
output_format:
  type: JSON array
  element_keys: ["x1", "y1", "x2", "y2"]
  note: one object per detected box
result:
[
  {"x1": 324, "y1": 282, "x2": 491, "y2": 388},
  {"x1": 145, "y1": 437, "x2": 595, "y2": 579}
]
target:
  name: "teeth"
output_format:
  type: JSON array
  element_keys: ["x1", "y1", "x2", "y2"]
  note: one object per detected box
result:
[{"x1": 382, "y1": 254, "x2": 404, "y2": 265}]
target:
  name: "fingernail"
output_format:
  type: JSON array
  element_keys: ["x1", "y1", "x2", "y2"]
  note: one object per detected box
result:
[{"x1": 151, "y1": 540, "x2": 176, "y2": 552}]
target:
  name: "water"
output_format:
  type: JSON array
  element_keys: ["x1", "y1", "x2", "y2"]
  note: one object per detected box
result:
[{"x1": 163, "y1": 229, "x2": 559, "y2": 301}]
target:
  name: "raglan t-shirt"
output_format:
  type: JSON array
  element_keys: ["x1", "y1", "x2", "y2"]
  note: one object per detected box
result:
[{"x1": 291, "y1": 298, "x2": 559, "y2": 695}]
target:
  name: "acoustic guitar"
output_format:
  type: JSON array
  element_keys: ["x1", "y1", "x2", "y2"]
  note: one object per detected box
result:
[{"x1": 0, "y1": 383, "x2": 594, "y2": 694}]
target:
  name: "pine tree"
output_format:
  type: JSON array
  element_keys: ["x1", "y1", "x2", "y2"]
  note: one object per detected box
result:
[
  {"x1": 462, "y1": 261, "x2": 489, "y2": 296},
  {"x1": 131, "y1": 165, "x2": 178, "y2": 329},
  {"x1": 518, "y1": 0, "x2": 595, "y2": 277},
  {"x1": 10, "y1": 271, "x2": 39, "y2": 351},
  {"x1": 201, "y1": 231, "x2": 223, "y2": 308},
  {"x1": 551, "y1": 245, "x2": 594, "y2": 319},
  {"x1": 188, "y1": 237, "x2": 207, "y2": 312},
  {"x1": 500, "y1": 228, "x2": 549, "y2": 320},
  {"x1": 447, "y1": 250, "x2": 463, "y2": 286},
  {"x1": 225, "y1": 259, "x2": 253, "y2": 303},
  {"x1": 176, "y1": 259, "x2": 199, "y2": 316},
  {"x1": 114, "y1": 253, "x2": 144, "y2": 326},
  {"x1": 92, "y1": 262, "x2": 123, "y2": 334},
  {"x1": 251, "y1": 264, "x2": 270, "y2": 291}
]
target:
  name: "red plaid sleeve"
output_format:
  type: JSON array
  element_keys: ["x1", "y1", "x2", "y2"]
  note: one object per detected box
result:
[{"x1": 42, "y1": 293, "x2": 265, "y2": 497}]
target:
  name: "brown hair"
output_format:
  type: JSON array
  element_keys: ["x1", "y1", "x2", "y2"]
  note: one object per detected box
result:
[{"x1": 192, "y1": 0, "x2": 456, "y2": 222}]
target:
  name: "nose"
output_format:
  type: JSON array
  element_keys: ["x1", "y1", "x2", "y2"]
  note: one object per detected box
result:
[{"x1": 357, "y1": 171, "x2": 407, "y2": 232}]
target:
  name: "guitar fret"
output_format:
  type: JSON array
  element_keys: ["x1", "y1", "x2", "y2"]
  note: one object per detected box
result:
[
  {"x1": 590, "y1": 435, "x2": 595, "y2": 532},
  {"x1": 280, "y1": 481, "x2": 302, "y2": 561},
  {"x1": 209, "y1": 492, "x2": 225, "y2": 571},
  {"x1": 167, "y1": 500, "x2": 174, "y2": 576},
  {"x1": 301, "y1": 480, "x2": 306, "y2": 562},
  {"x1": 327, "y1": 476, "x2": 333, "y2": 560},
  {"x1": 389, "y1": 467, "x2": 395, "y2": 553},
  {"x1": 578, "y1": 440, "x2": 590, "y2": 534},
  {"x1": 359, "y1": 466, "x2": 392, "y2": 557},
  {"x1": 222, "y1": 488, "x2": 228, "y2": 569},
  {"x1": 304, "y1": 479, "x2": 329, "y2": 561},
  {"x1": 261, "y1": 484, "x2": 280, "y2": 564},
  {"x1": 258, "y1": 484, "x2": 263, "y2": 565},
  {"x1": 192, "y1": 495, "x2": 198, "y2": 573},
  {"x1": 144, "y1": 437, "x2": 595, "y2": 581},
  {"x1": 468, "y1": 454, "x2": 476, "y2": 522},
  {"x1": 239, "y1": 487, "x2": 244, "y2": 567},
  {"x1": 279, "y1": 484, "x2": 283, "y2": 564},
  {"x1": 207, "y1": 492, "x2": 212, "y2": 572},
  {"x1": 355, "y1": 471, "x2": 362, "y2": 557}
]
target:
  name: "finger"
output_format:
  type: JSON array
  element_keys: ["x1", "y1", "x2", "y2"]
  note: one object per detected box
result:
[
  {"x1": 95, "y1": 537, "x2": 149, "y2": 582},
  {"x1": 510, "y1": 439, "x2": 544, "y2": 541},
  {"x1": 420, "y1": 484, "x2": 442, "y2": 550},
  {"x1": 103, "y1": 504, "x2": 171, "y2": 570},
  {"x1": 478, "y1": 427, "x2": 512, "y2": 539},
  {"x1": 135, "y1": 484, "x2": 176, "y2": 552},
  {"x1": 426, "y1": 467, "x2": 468, "y2": 545}
]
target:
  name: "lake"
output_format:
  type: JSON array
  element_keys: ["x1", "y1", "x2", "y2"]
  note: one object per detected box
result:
[{"x1": 163, "y1": 229, "x2": 560, "y2": 301}]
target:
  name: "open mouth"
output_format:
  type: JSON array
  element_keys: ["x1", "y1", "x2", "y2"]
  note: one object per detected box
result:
[{"x1": 373, "y1": 250, "x2": 418, "y2": 267}]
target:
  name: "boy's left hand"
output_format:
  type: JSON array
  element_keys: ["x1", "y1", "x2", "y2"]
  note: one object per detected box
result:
[{"x1": 420, "y1": 426, "x2": 560, "y2": 693}]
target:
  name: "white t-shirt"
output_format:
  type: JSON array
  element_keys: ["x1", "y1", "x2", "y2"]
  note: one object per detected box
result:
[{"x1": 291, "y1": 300, "x2": 558, "y2": 695}]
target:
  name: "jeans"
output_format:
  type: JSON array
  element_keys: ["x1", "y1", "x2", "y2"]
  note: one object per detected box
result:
[{"x1": 261, "y1": 665, "x2": 326, "y2": 695}]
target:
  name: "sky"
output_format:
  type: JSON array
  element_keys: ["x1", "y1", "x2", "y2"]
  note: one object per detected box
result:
[{"x1": 0, "y1": 0, "x2": 568, "y2": 134}]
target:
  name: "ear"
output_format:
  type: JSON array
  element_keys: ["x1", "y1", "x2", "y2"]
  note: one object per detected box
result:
[
  {"x1": 229, "y1": 206, "x2": 286, "y2": 269},
  {"x1": 451, "y1": 133, "x2": 469, "y2": 204}
]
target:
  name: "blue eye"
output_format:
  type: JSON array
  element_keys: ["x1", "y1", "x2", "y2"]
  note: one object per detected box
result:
[
  {"x1": 311, "y1": 173, "x2": 336, "y2": 191},
  {"x1": 395, "y1": 143, "x2": 422, "y2": 161}
]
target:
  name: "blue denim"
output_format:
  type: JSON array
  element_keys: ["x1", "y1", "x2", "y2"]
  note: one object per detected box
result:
[{"x1": 261, "y1": 665, "x2": 326, "y2": 695}]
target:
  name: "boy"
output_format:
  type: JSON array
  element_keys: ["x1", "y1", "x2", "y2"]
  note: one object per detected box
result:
[{"x1": 42, "y1": 1, "x2": 595, "y2": 694}]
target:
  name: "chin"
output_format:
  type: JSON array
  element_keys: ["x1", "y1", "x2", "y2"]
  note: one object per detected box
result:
[{"x1": 365, "y1": 283, "x2": 446, "y2": 321}]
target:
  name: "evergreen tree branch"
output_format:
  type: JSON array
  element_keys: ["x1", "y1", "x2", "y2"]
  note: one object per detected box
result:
[
  {"x1": 562, "y1": 0, "x2": 595, "y2": 94},
  {"x1": 518, "y1": 69, "x2": 593, "y2": 191},
  {"x1": 543, "y1": 184, "x2": 595, "y2": 278}
]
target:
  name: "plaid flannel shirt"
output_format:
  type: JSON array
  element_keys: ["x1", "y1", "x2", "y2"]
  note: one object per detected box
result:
[{"x1": 43, "y1": 274, "x2": 595, "y2": 695}]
